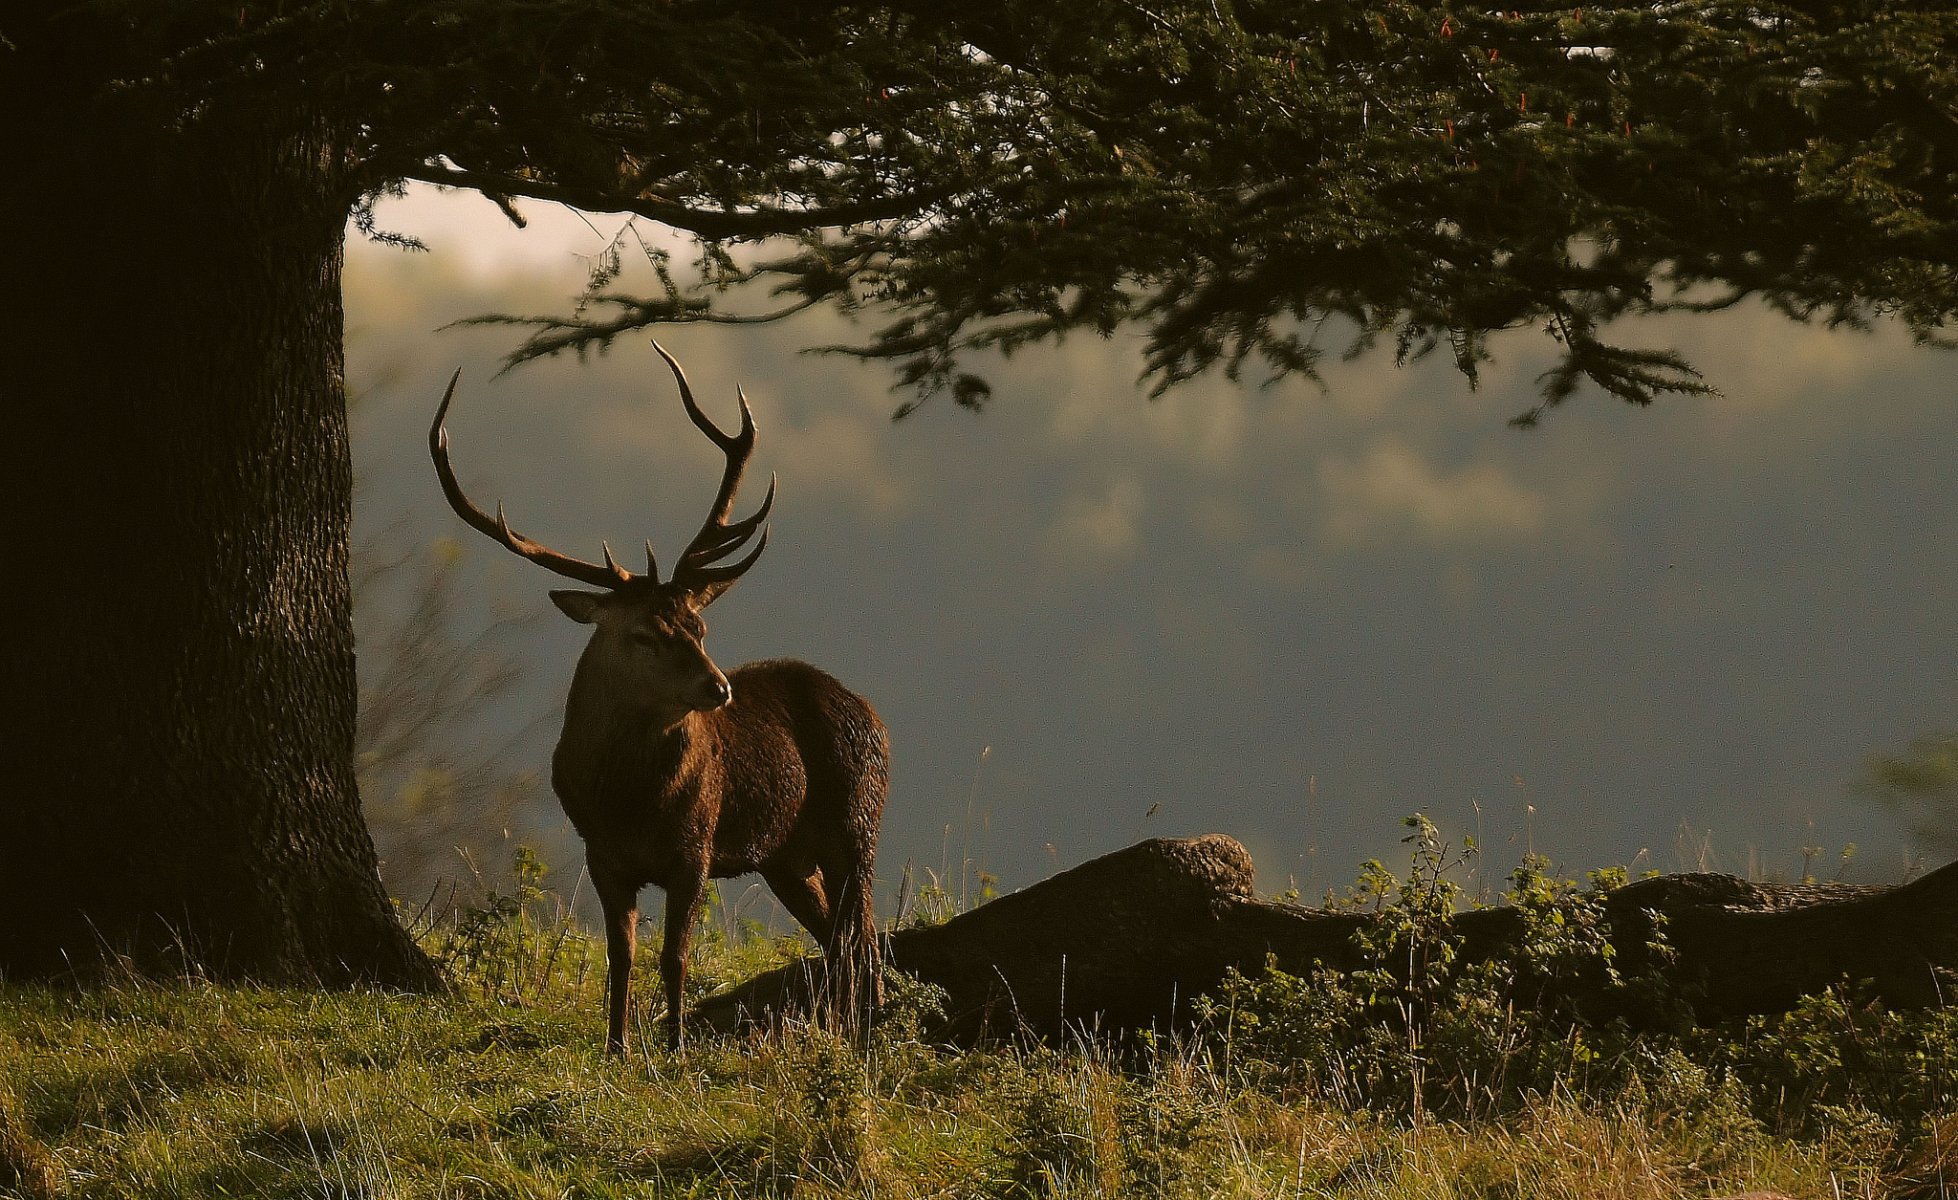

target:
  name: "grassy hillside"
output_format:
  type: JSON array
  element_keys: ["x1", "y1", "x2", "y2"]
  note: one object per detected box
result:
[{"x1": 3, "y1": 838, "x2": 1955, "y2": 1199}]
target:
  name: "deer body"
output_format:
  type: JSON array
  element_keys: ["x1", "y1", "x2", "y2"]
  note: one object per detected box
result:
[
  {"x1": 553, "y1": 656, "x2": 888, "y2": 1051},
  {"x1": 432, "y1": 344, "x2": 886, "y2": 1051},
  {"x1": 556, "y1": 659, "x2": 886, "y2": 887}
]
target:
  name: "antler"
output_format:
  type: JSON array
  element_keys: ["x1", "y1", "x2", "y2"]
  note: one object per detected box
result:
[
  {"x1": 428, "y1": 346, "x2": 774, "y2": 601},
  {"x1": 651, "y1": 341, "x2": 776, "y2": 596},
  {"x1": 430, "y1": 370, "x2": 637, "y2": 590}
]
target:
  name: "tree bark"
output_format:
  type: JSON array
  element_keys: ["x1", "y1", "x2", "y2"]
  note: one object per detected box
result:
[
  {"x1": 0, "y1": 90, "x2": 437, "y2": 988},
  {"x1": 696, "y1": 836, "x2": 1958, "y2": 1042}
]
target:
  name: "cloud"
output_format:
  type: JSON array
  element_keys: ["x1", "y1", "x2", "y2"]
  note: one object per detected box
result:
[
  {"x1": 584, "y1": 336, "x2": 918, "y2": 521},
  {"x1": 1046, "y1": 477, "x2": 1146, "y2": 563},
  {"x1": 353, "y1": 184, "x2": 696, "y2": 282},
  {"x1": 1661, "y1": 304, "x2": 1903, "y2": 410},
  {"x1": 1045, "y1": 369, "x2": 1252, "y2": 472},
  {"x1": 1317, "y1": 439, "x2": 1549, "y2": 545},
  {"x1": 770, "y1": 408, "x2": 913, "y2": 517}
]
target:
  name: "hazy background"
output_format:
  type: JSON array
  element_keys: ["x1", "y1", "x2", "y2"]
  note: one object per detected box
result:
[{"x1": 345, "y1": 185, "x2": 1958, "y2": 909}]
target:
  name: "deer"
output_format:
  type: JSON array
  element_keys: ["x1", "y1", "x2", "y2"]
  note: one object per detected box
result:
[{"x1": 429, "y1": 342, "x2": 888, "y2": 1052}]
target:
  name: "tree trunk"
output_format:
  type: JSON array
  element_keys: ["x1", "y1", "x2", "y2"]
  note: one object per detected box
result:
[
  {"x1": 695, "y1": 836, "x2": 1958, "y2": 1042},
  {"x1": 0, "y1": 90, "x2": 437, "y2": 988}
]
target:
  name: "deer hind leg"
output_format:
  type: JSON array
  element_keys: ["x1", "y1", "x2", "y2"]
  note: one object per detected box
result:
[
  {"x1": 762, "y1": 865, "x2": 834, "y2": 948},
  {"x1": 819, "y1": 854, "x2": 883, "y2": 1032},
  {"x1": 595, "y1": 873, "x2": 640, "y2": 1055},
  {"x1": 762, "y1": 865, "x2": 836, "y2": 1025},
  {"x1": 659, "y1": 867, "x2": 709, "y2": 1051}
]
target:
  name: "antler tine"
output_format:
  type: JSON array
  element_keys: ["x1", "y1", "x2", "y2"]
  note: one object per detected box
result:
[
  {"x1": 652, "y1": 341, "x2": 756, "y2": 522},
  {"x1": 650, "y1": 341, "x2": 774, "y2": 594},
  {"x1": 679, "y1": 526, "x2": 771, "y2": 588},
  {"x1": 430, "y1": 370, "x2": 637, "y2": 590},
  {"x1": 678, "y1": 474, "x2": 776, "y2": 571},
  {"x1": 651, "y1": 339, "x2": 751, "y2": 454}
]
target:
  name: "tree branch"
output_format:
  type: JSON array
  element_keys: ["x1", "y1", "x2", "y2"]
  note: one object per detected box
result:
[{"x1": 400, "y1": 163, "x2": 960, "y2": 241}]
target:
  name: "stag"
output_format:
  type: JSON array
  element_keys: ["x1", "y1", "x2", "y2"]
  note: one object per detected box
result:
[{"x1": 430, "y1": 342, "x2": 887, "y2": 1051}]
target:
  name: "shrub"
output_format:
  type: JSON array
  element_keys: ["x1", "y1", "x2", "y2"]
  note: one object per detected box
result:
[
  {"x1": 1204, "y1": 815, "x2": 1650, "y2": 1118},
  {"x1": 1201, "y1": 812, "x2": 1958, "y2": 1156}
]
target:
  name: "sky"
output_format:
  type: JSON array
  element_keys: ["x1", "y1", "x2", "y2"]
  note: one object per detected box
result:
[{"x1": 344, "y1": 185, "x2": 1958, "y2": 910}]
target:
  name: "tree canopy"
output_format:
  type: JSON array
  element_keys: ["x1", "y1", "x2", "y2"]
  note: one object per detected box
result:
[
  {"x1": 21, "y1": 1, "x2": 1953, "y2": 422},
  {"x1": 495, "y1": 0, "x2": 1958, "y2": 425}
]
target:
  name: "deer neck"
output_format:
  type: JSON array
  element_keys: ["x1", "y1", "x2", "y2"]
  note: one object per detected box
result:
[{"x1": 552, "y1": 646, "x2": 696, "y2": 805}]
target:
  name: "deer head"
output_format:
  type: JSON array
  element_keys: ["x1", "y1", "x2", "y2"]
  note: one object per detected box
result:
[{"x1": 430, "y1": 341, "x2": 775, "y2": 719}]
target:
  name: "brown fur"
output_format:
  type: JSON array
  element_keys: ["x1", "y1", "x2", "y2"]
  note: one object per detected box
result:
[{"x1": 549, "y1": 586, "x2": 888, "y2": 1051}]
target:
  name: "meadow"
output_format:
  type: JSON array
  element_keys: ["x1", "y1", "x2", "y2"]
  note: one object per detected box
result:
[{"x1": 4, "y1": 835, "x2": 1956, "y2": 1200}]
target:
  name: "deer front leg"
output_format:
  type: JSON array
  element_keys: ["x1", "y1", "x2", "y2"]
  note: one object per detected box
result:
[
  {"x1": 660, "y1": 867, "x2": 709, "y2": 1050},
  {"x1": 595, "y1": 873, "x2": 640, "y2": 1055}
]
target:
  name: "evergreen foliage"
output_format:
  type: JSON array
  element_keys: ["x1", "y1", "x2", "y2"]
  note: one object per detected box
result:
[{"x1": 9, "y1": 1, "x2": 1952, "y2": 419}]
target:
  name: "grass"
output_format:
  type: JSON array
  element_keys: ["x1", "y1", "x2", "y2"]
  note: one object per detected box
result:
[{"x1": 2, "y1": 836, "x2": 1955, "y2": 1199}]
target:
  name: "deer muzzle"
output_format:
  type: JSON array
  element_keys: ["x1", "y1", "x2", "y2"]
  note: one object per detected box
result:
[{"x1": 689, "y1": 671, "x2": 733, "y2": 712}]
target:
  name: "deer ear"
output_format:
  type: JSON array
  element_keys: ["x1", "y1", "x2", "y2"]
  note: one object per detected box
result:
[{"x1": 550, "y1": 590, "x2": 607, "y2": 624}]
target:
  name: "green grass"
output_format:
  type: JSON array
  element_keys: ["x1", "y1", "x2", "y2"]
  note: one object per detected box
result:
[
  {"x1": 0, "y1": 973, "x2": 1937, "y2": 1199},
  {"x1": 3, "y1": 839, "x2": 1955, "y2": 1199}
]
